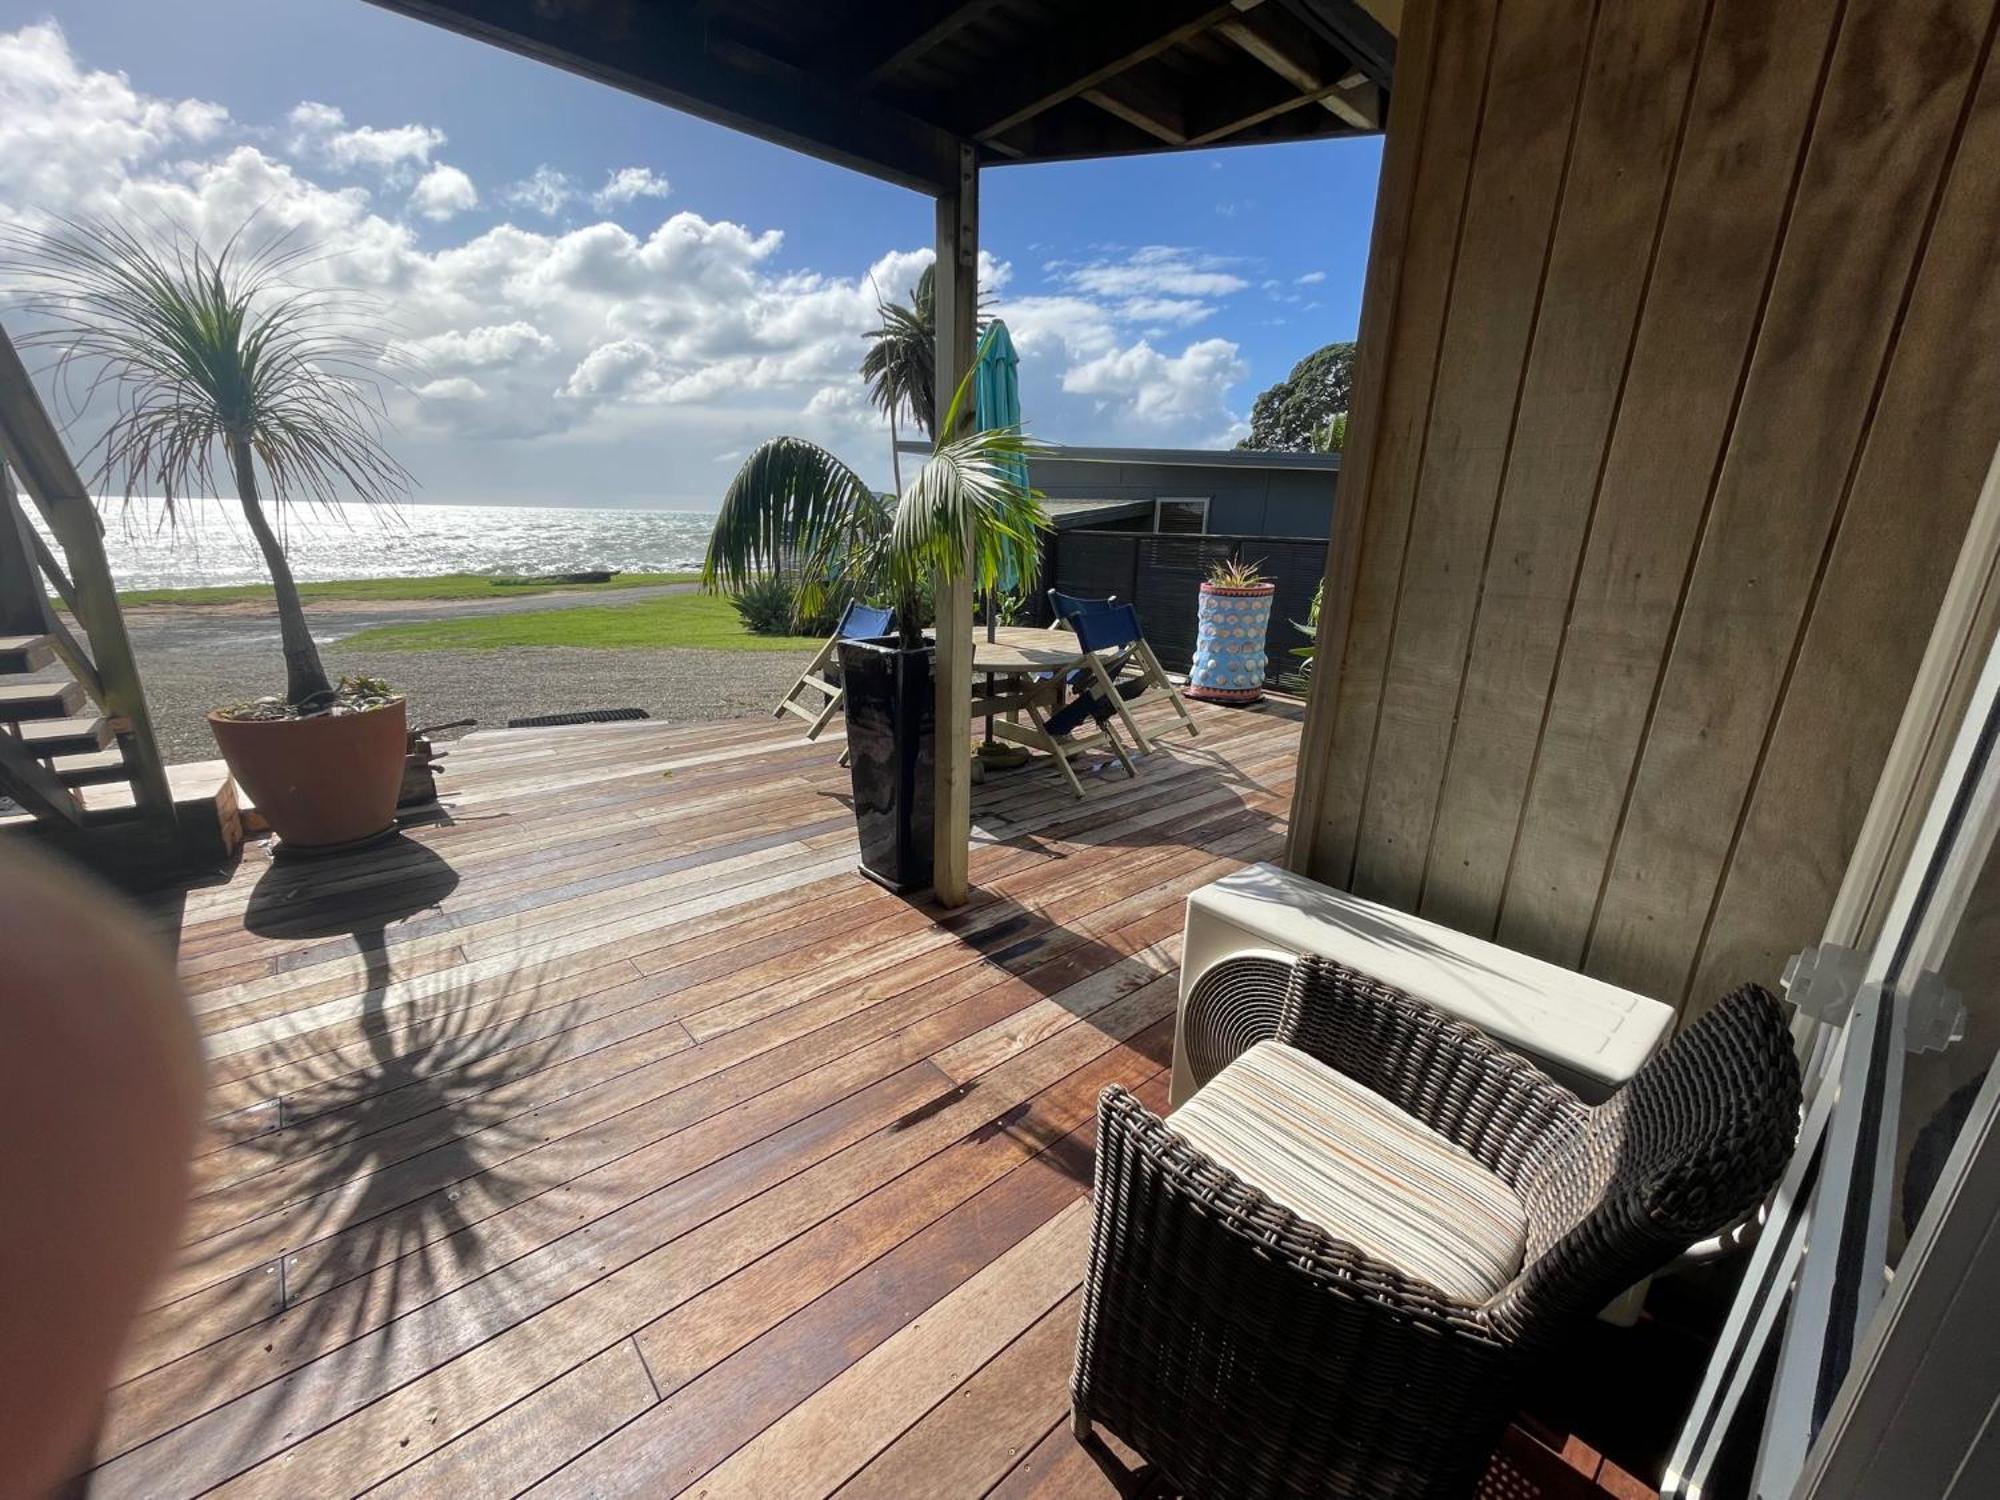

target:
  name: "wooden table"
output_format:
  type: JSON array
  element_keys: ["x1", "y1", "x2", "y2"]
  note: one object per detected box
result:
[{"x1": 968, "y1": 626, "x2": 1136, "y2": 798}]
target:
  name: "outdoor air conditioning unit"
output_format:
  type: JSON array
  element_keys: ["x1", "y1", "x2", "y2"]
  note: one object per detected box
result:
[{"x1": 1171, "y1": 863, "x2": 1677, "y2": 1110}]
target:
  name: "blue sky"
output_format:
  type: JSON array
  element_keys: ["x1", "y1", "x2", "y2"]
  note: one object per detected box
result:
[{"x1": 0, "y1": 2, "x2": 1380, "y2": 508}]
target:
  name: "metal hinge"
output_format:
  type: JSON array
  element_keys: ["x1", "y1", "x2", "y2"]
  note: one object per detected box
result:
[
  {"x1": 1783, "y1": 942, "x2": 1865, "y2": 1026},
  {"x1": 1902, "y1": 968, "x2": 1967, "y2": 1055},
  {"x1": 1783, "y1": 942, "x2": 1964, "y2": 1053}
]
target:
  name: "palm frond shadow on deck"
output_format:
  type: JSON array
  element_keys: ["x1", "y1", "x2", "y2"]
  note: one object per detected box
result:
[
  {"x1": 1216, "y1": 859, "x2": 1584, "y2": 1045},
  {"x1": 159, "y1": 840, "x2": 592, "y2": 1460},
  {"x1": 972, "y1": 738, "x2": 1283, "y2": 858}
]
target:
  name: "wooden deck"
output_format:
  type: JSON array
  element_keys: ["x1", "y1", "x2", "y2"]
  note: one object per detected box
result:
[{"x1": 90, "y1": 694, "x2": 1303, "y2": 1498}]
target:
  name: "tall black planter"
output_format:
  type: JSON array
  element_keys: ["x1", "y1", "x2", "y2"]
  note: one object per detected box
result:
[{"x1": 837, "y1": 637, "x2": 935, "y2": 893}]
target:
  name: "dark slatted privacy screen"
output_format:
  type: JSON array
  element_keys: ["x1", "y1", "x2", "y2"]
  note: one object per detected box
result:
[{"x1": 1047, "y1": 530, "x2": 1328, "y2": 686}]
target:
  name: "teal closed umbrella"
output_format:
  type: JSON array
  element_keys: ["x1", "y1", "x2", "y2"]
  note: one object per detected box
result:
[
  {"x1": 972, "y1": 321, "x2": 1028, "y2": 757},
  {"x1": 972, "y1": 320, "x2": 1028, "y2": 631}
]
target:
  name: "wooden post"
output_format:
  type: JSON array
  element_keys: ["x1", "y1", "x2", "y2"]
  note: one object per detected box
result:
[
  {"x1": 1281, "y1": 0, "x2": 1437, "y2": 880},
  {"x1": 931, "y1": 143, "x2": 978, "y2": 907}
]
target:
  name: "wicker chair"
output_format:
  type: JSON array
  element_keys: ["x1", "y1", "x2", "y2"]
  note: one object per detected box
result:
[{"x1": 1071, "y1": 958, "x2": 1802, "y2": 1499}]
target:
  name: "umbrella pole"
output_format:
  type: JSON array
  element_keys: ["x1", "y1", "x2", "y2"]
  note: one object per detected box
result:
[{"x1": 984, "y1": 589, "x2": 997, "y2": 747}]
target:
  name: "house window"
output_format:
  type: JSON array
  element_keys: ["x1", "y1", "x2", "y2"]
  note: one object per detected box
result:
[{"x1": 1155, "y1": 497, "x2": 1210, "y2": 534}]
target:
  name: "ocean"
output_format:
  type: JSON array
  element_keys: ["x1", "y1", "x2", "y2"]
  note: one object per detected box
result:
[{"x1": 51, "y1": 498, "x2": 719, "y2": 592}]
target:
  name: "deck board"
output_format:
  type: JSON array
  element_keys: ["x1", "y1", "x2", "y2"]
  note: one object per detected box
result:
[{"x1": 88, "y1": 695, "x2": 1302, "y2": 1497}]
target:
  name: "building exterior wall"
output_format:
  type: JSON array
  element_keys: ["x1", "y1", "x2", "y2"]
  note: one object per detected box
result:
[
  {"x1": 1029, "y1": 455, "x2": 1338, "y2": 539},
  {"x1": 1288, "y1": 0, "x2": 2000, "y2": 1018}
]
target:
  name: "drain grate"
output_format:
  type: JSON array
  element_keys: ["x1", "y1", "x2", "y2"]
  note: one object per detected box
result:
[{"x1": 507, "y1": 707, "x2": 652, "y2": 728}]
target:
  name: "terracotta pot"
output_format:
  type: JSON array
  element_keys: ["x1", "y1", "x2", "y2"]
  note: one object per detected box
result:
[
  {"x1": 208, "y1": 696, "x2": 408, "y2": 851},
  {"x1": 1187, "y1": 580, "x2": 1277, "y2": 704}
]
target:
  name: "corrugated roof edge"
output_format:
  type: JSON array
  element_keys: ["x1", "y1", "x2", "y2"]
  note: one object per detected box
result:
[{"x1": 894, "y1": 441, "x2": 1340, "y2": 471}]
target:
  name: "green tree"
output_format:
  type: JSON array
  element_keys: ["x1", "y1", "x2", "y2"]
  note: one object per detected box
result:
[
  {"x1": 859, "y1": 265, "x2": 934, "y2": 493},
  {"x1": 1237, "y1": 340, "x2": 1354, "y2": 452},
  {"x1": 5, "y1": 216, "x2": 409, "y2": 706}
]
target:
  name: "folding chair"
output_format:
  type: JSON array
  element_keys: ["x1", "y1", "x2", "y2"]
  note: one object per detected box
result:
[
  {"x1": 773, "y1": 600, "x2": 895, "y2": 742},
  {"x1": 1046, "y1": 588, "x2": 1119, "y2": 631},
  {"x1": 1062, "y1": 601, "x2": 1199, "y2": 754},
  {"x1": 1018, "y1": 666, "x2": 1137, "y2": 797}
]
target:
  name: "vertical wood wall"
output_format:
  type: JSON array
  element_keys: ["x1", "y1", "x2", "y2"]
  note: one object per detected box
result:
[{"x1": 1288, "y1": 0, "x2": 2000, "y2": 1016}]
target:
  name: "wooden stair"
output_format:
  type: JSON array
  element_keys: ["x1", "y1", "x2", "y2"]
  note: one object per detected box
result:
[
  {"x1": 0, "y1": 676, "x2": 85, "y2": 721},
  {"x1": 49, "y1": 747, "x2": 134, "y2": 787},
  {"x1": 4, "y1": 321, "x2": 196, "y2": 876},
  {"x1": 13, "y1": 715, "x2": 117, "y2": 758},
  {"x1": 0, "y1": 633, "x2": 55, "y2": 672},
  {"x1": 0, "y1": 630, "x2": 135, "y2": 821},
  {"x1": 0, "y1": 621, "x2": 241, "y2": 881}
]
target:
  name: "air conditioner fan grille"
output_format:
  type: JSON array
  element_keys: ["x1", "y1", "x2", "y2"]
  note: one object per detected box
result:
[{"x1": 1183, "y1": 954, "x2": 1293, "y2": 1092}]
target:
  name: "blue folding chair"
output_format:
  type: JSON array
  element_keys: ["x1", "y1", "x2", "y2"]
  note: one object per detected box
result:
[
  {"x1": 1046, "y1": 589, "x2": 1120, "y2": 631},
  {"x1": 775, "y1": 599, "x2": 895, "y2": 742},
  {"x1": 1053, "y1": 601, "x2": 1198, "y2": 754}
]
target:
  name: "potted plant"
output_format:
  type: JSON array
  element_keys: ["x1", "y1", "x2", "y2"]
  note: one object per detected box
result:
[
  {"x1": 7, "y1": 217, "x2": 413, "y2": 851},
  {"x1": 1187, "y1": 556, "x2": 1278, "y2": 705},
  {"x1": 703, "y1": 347, "x2": 1042, "y2": 892},
  {"x1": 1282, "y1": 579, "x2": 1323, "y2": 692}
]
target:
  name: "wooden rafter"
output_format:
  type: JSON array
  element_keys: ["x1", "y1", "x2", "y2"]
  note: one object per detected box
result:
[
  {"x1": 963, "y1": 0, "x2": 1255, "y2": 142},
  {"x1": 861, "y1": 0, "x2": 1010, "y2": 83},
  {"x1": 368, "y1": 1, "x2": 1393, "y2": 180},
  {"x1": 1190, "y1": 76, "x2": 1377, "y2": 144},
  {"x1": 1216, "y1": 5, "x2": 1380, "y2": 130},
  {"x1": 1287, "y1": 0, "x2": 1397, "y2": 88},
  {"x1": 1080, "y1": 67, "x2": 1190, "y2": 145}
]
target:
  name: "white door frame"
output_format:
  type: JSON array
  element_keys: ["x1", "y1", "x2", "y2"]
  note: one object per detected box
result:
[
  {"x1": 1667, "y1": 439, "x2": 2000, "y2": 1498},
  {"x1": 1797, "y1": 1018, "x2": 2000, "y2": 1496}
]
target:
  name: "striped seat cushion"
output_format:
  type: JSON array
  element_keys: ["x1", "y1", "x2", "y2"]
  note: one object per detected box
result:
[{"x1": 1170, "y1": 1040, "x2": 1527, "y2": 1302}]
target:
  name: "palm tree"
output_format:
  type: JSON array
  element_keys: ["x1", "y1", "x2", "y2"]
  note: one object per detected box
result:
[
  {"x1": 706, "y1": 338, "x2": 1043, "y2": 651},
  {"x1": 859, "y1": 265, "x2": 935, "y2": 493},
  {"x1": 4, "y1": 216, "x2": 410, "y2": 707}
]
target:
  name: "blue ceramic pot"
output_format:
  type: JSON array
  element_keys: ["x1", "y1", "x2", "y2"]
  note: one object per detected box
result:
[{"x1": 1187, "y1": 582, "x2": 1276, "y2": 704}]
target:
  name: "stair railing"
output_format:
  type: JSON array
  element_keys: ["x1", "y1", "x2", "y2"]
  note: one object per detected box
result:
[{"x1": 0, "y1": 320, "x2": 175, "y2": 831}]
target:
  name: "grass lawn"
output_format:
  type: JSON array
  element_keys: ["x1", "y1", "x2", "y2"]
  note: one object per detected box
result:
[
  {"x1": 115, "y1": 571, "x2": 700, "y2": 606},
  {"x1": 340, "y1": 591, "x2": 824, "y2": 652}
]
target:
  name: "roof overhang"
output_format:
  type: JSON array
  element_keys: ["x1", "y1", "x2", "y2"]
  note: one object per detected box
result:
[
  {"x1": 362, "y1": 0, "x2": 1397, "y2": 194},
  {"x1": 1035, "y1": 443, "x2": 1340, "y2": 473}
]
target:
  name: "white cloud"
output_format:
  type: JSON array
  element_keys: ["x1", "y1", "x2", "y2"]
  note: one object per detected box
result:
[
  {"x1": 394, "y1": 321, "x2": 558, "y2": 369},
  {"x1": 0, "y1": 22, "x2": 226, "y2": 212},
  {"x1": 592, "y1": 166, "x2": 670, "y2": 210},
  {"x1": 1052, "y1": 245, "x2": 1249, "y2": 301},
  {"x1": 286, "y1": 100, "x2": 342, "y2": 134},
  {"x1": 414, "y1": 376, "x2": 486, "y2": 400},
  {"x1": 1063, "y1": 336, "x2": 1248, "y2": 441},
  {"x1": 0, "y1": 24, "x2": 1260, "y2": 504},
  {"x1": 1022, "y1": 244, "x2": 1253, "y2": 350},
  {"x1": 558, "y1": 338, "x2": 658, "y2": 401},
  {"x1": 1117, "y1": 296, "x2": 1216, "y2": 327},
  {"x1": 1296, "y1": 270, "x2": 1326, "y2": 285},
  {"x1": 288, "y1": 100, "x2": 443, "y2": 176},
  {"x1": 409, "y1": 163, "x2": 477, "y2": 220},
  {"x1": 505, "y1": 165, "x2": 573, "y2": 216}
]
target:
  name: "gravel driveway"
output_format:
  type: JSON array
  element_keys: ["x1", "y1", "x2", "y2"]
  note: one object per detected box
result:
[{"x1": 109, "y1": 586, "x2": 814, "y2": 763}]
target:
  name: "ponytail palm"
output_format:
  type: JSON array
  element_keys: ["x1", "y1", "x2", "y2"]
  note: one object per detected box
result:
[
  {"x1": 705, "y1": 353, "x2": 1043, "y2": 650},
  {"x1": 4, "y1": 216, "x2": 410, "y2": 707}
]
